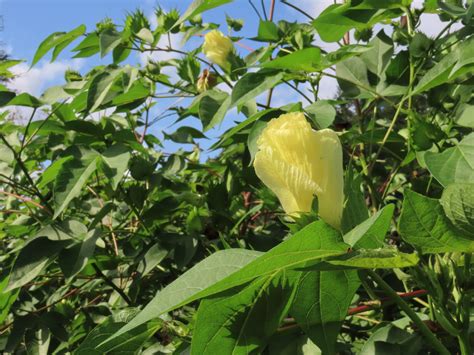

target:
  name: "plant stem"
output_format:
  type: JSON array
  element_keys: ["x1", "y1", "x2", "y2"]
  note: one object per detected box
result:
[
  {"x1": 92, "y1": 263, "x2": 133, "y2": 306},
  {"x1": 367, "y1": 270, "x2": 450, "y2": 355},
  {"x1": 458, "y1": 253, "x2": 472, "y2": 355},
  {"x1": 458, "y1": 331, "x2": 472, "y2": 355}
]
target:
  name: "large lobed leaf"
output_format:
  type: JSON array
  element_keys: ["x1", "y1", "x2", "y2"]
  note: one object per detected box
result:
[{"x1": 399, "y1": 190, "x2": 474, "y2": 253}]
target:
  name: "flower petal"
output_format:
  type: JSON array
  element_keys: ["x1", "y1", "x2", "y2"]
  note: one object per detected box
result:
[{"x1": 253, "y1": 112, "x2": 344, "y2": 229}]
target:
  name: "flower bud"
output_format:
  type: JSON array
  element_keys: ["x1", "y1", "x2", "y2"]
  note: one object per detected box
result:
[
  {"x1": 253, "y1": 112, "x2": 344, "y2": 229},
  {"x1": 202, "y1": 30, "x2": 234, "y2": 71},
  {"x1": 197, "y1": 69, "x2": 217, "y2": 93}
]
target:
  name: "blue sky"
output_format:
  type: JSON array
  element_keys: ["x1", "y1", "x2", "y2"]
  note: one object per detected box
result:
[
  {"x1": 1, "y1": 0, "x2": 325, "y2": 155},
  {"x1": 1, "y1": 0, "x2": 449, "y2": 155}
]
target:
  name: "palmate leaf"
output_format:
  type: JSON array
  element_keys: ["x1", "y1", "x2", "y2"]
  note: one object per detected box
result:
[
  {"x1": 291, "y1": 270, "x2": 360, "y2": 355},
  {"x1": 260, "y1": 48, "x2": 322, "y2": 72},
  {"x1": 103, "y1": 221, "x2": 346, "y2": 346},
  {"x1": 101, "y1": 249, "x2": 263, "y2": 346},
  {"x1": 76, "y1": 311, "x2": 161, "y2": 354},
  {"x1": 231, "y1": 70, "x2": 284, "y2": 108},
  {"x1": 399, "y1": 190, "x2": 474, "y2": 253},
  {"x1": 424, "y1": 133, "x2": 474, "y2": 187},
  {"x1": 440, "y1": 183, "x2": 474, "y2": 236},
  {"x1": 313, "y1": 1, "x2": 404, "y2": 42},
  {"x1": 6, "y1": 238, "x2": 71, "y2": 291},
  {"x1": 191, "y1": 271, "x2": 299, "y2": 355},
  {"x1": 175, "y1": 0, "x2": 234, "y2": 27},
  {"x1": 290, "y1": 205, "x2": 395, "y2": 354},
  {"x1": 53, "y1": 147, "x2": 100, "y2": 219},
  {"x1": 31, "y1": 24, "x2": 86, "y2": 67}
]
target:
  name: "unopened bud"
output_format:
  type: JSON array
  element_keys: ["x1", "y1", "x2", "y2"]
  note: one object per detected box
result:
[{"x1": 197, "y1": 69, "x2": 217, "y2": 93}]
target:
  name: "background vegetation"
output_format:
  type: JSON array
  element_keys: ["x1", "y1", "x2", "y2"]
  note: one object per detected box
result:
[{"x1": 0, "y1": 0, "x2": 473, "y2": 354}]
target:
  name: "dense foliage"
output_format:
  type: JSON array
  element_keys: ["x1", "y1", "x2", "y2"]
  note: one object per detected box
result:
[{"x1": 1, "y1": 0, "x2": 473, "y2": 353}]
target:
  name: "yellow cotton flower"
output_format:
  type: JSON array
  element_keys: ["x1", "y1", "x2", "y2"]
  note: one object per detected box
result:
[
  {"x1": 202, "y1": 30, "x2": 234, "y2": 71},
  {"x1": 253, "y1": 112, "x2": 344, "y2": 229}
]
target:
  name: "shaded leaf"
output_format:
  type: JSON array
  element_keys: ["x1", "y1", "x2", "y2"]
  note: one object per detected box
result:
[
  {"x1": 424, "y1": 133, "x2": 474, "y2": 186},
  {"x1": 399, "y1": 190, "x2": 474, "y2": 253}
]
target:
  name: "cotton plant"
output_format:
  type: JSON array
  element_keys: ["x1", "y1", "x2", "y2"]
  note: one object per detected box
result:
[{"x1": 1, "y1": 1, "x2": 473, "y2": 355}]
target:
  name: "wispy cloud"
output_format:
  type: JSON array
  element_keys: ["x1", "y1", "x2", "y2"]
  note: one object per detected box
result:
[{"x1": 8, "y1": 59, "x2": 84, "y2": 96}]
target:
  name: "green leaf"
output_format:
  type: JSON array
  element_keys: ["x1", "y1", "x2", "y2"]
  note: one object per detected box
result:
[
  {"x1": 53, "y1": 148, "x2": 100, "y2": 219},
  {"x1": 103, "y1": 249, "x2": 263, "y2": 345},
  {"x1": 99, "y1": 28, "x2": 122, "y2": 57},
  {"x1": 231, "y1": 70, "x2": 283, "y2": 108},
  {"x1": 198, "y1": 89, "x2": 231, "y2": 131},
  {"x1": 254, "y1": 20, "x2": 281, "y2": 42},
  {"x1": 313, "y1": 2, "x2": 403, "y2": 42},
  {"x1": 361, "y1": 30, "x2": 393, "y2": 78},
  {"x1": 86, "y1": 69, "x2": 122, "y2": 112},
  {"x1": 290, "y1": 205, "x2": 395, "y2": 353},
  {"x1": 58, "y1": 229, "x2": 99, "y2": 278},
  {"x1": 7, "y1": 93, "x2": 43, "y2": 108},
  {"x1": 136, "y1": 28, "x2": 154, "y2": 44},
  {"x1": 322, "y1": 248, "x2": 419, "y2": 269},
  {"x1": 6, "y1": 237, "x2": 70, "y2": 291},
  {"x1": 304, "y1": 100, "x2": 336, "y2": 129},
  {"x1": 0, "y1": 59, "x2": 23, "y2": 73},
  {"x1": 108, "y1": 222, "x2": 346, "y2": 346},
  {"x1": 440, "y1": 183, "x2": 474, "y2": 237},
  {"x1": 291, "y1": 270, "x2": 360, "y2": 354},
  {"x1": 165, "y1": 126, "x2": 207, "y2": 144},
  {"x1": 111, "y1": 81, "x2": 150, "y2": 106},
  {"x1": 341, "y1": 170, "x2": 369, "y2": 233},
  {"x1": 76, "y1": 311, "x2": 161, "y2": 354},
  {"x1": 38, "y1": 156, "x2": 73, "y2": 189},
  {"x1": 101, "y1": 143, "x2": 131, "y2": 190},
  {"x1": 72, "y1": 32, "x2": 100, "y2": 58},
  {"x1": 24, "y1": 327, "x2": 51, "y2": 355},
  {"x1": 424, "y1": 133, "x2": 474, "y2": 186},
  {"x1": 360, "y1": 324, "x2": 422, "y2": 355},
  {"x1": 137, "y1": 244, "x2": 168, "y2": 277},
  {"x1": 324, "y1": 44, "x2": 372, "y2": 67},
  {"x1": 399, "y1": 190, "x2": 474, "y2": 253},
  {"x1": 211, "y1": 108, "x2": 278, "y2": 149},
  {"x1": 0, "y1": 91, "x2": 16, "y2": 106},
  {"x1": 261, "y1": 48, "x2": 322, "y2": 72},
  {"x1": 455, "y1": 104, "x2": 474, "y2": 128},
  {"x1": 176, "y1": 0, "x2": 233, "y2": 27},
  {"x1": 412, "y1": 37, "x2": 474, "y2": 94},
  {"x1": 36, "y1": 219, "x2": 88, "y2": 241},
  {"x1": 194, "y1": 221, "x2": 348, "y2": 301},
  {"x1": 31, "y1": 25, "x2": 86, "y2": 67},
  {"x1": 0, "y1": 277, "x2": 19, "y2": 323},
  {"x1": 336, "y1": 57, "x2": 370, "y2": 98},
  {"x1": 247, "y1": 120, "x2": 268, "y2": 164},
  {"x1": 343, "y1": 205, "x2": 394, "y2": 249},
  {"x1": 191, "y1": 271, "x2": 298, "y2": 354}
]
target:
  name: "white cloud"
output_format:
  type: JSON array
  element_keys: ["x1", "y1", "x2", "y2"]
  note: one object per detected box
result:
[
  {"x1": 8, "y1": 59, "x2": 84, "y2": 97},
  {"x1": 138, "y1": 33, "x2": 184, "y2": 66}
]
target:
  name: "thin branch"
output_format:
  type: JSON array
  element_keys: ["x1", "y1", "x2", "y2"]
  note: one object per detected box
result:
[
  {"x1": 248, "y1": 0, "x2": 263, "y2": 20},
  {"x1": 281, "y1": 0, "x2": 314, "y2": 20},
  {"x1": 261, "y1": 0, "x2": 268, "y2": 20},
  {"x1": 20, "y1": 108, "x2": 37, "y2": 148},
  {"x1": 140, "y1": 104, "x2": 150, "y2": 144},
  {"x1": 269, "y1": 0, "x2": 276, "y2": 21},
  {"x1": 283, "y1": 80, "x2": 312, "y2": 104},
  {"x1": 0, "y1": 189, "x2": 51, "y2": 214},
  {"x1": 92, "y1": 263, "x2": 133, "y2": 306}
]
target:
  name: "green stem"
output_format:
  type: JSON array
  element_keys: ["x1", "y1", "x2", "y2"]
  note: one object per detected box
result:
[
  {"x1": 367, "y1": 270, "x2": 451, "y2": 355},
  {"x1": 458, "y1": 331, "x2": 471, "y2": 355},
  {"x1": 458, "y1": 253, "x2": 472, "y2": 355}
]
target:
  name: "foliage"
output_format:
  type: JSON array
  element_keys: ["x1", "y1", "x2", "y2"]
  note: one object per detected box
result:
[{"x1": 0, "y1": 0, "x2": 473, "y2": 354}]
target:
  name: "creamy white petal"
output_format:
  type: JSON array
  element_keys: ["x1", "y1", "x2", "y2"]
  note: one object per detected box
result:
[{"x1": 253, "y1": 112, "x2": 344, "y2": 229}]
